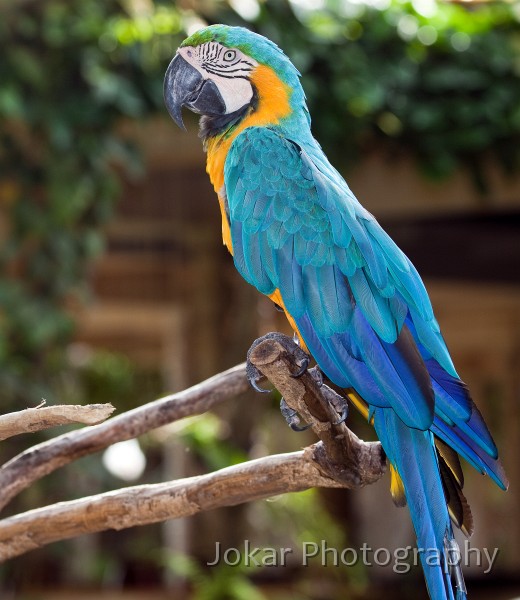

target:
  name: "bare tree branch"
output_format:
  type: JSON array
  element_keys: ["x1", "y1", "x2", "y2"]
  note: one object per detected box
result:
[
  {"x1": 0, "y1": 445, "x2": 368, "y2": 562},
  {"x1": 0, "y1": 404, "x2": 115, "y2": 441},
  {"x1": 0, "y1": 363, "x2": 249, "y2": 513},
  {"x1": 0, "y1": 338, "x2": 386, "y2": 562}
]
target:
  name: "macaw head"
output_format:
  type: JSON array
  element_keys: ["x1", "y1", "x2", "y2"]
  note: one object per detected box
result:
[{"x1": 164, "y1": 25, "x2": 306, "y2": 134}]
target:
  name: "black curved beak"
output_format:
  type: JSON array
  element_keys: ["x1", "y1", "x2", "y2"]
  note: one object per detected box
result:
[{"x1": 164, "y1": 54, "x2": 226, "y2": 130}]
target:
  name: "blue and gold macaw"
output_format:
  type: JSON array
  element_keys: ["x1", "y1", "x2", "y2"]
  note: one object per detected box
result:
[{"x1": 164, "y1": 25, "x2": 507, "y2": 599}]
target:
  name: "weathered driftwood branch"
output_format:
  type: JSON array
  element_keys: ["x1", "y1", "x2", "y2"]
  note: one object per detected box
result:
[
  {"x1": 248, "y1": 336, "x2": 385, "y2": 487},
  {"x1": 0, "y1": 337, "x2": 386, "y2": 562},
  {"x1": 0, "y1": 403, "x2": 115, "y2": 441},
  {"x1": 0, "y1": 448, "x2": 346, "y2": 562},
  {"x1": 0, "y1": 363, "x2": 249, "y2": 513}
]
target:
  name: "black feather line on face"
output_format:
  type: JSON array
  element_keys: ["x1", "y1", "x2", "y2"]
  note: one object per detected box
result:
[
  {"x1": 203, "y1": 62, "x2": 243, "y2": 73},
  {"x1": 198, "y1": 42, "x2": 255, "y2": 76},
  {"x1": 204, "y1": 42, "x2": 221, "y2": 62},
  {"x1": 203, "y1": 64, "x2": 253, "y2": 79},
  {"x1": 199, "y1": 86, "x2": 259, "y2": 143}
]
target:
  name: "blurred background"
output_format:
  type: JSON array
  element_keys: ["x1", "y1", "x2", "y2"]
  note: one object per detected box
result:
[{"x1": 1, "y1": 0, "x2": 519, "y2": 598}]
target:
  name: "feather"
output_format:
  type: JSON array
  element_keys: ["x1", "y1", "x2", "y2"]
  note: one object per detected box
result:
[
  {"x1": 390, "y1": 464, "x2": 407, "y2": 508},
  {"x1": 334, "y1": 242, "x2": 363, "y2": 277},
  {"x1": 258, "y1": 233, "x2": 277, "y2": 284},
  {"x1": 242, "y1": 226, "x2": 275, "y2": 294},
  {"x1": 438, "y1": 452, "x2": 474, "y2": 537},
  {"x1": 432, "y1": 416, "x2": 508, "y2": 490},
  {"x1": 375, "y1": 407, "x2": 465, "y2": 600},
  {"x1": 349, "y1": 269, "x2": 397, "y2": 343},
  {"x1": 330, "y1": 212, "x2": 353, "y2": 248},
  {"x1": 348, "y1": 215, "x2": 389, "y2": 290},
  {"x1": 436, "y1": 438, "x2": 464, "y2": 488},
  {"x1": 324, "y1": 332, "x2": 392, "y2": 407},
  {"x1": 408, "y1": 309, "x2": 457, "y2": 377},
  {"x1": 427, "y1": 358, "x2": 472, "y2": 422},
  {"x1": 275, "y1": 236, "x2": 304, "y2": 317},
  {"x1": 351, "y1": 309, "x2": 433, "y2": 425},
  {"x1": 302, "y1": 264, "x2": 331, "y2": 336},
  {"x1": 294, "y1": 313, "x2": 351, "y2": 387},
  {"x1": 365, "y1": 218, "x2": 410, "y2": 273},
  {"x1": 316, "y1": 264, "x2": 352, "y2": 333}
]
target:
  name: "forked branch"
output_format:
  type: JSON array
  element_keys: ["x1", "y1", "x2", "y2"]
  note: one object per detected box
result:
[
  {"x1": 0, "y1": 364, "x2": 249, "y2": 513},
  {"x1": 0, "y1": 338, "x2": 385, "y2": 562},
  {"x1": 248, "y1": 335, "x2": 384, "y2": 487}
]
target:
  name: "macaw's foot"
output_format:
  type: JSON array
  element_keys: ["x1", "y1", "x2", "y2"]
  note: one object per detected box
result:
[
  {"x1": 246, "y1": 332, "x2": 348, "y2": 428},
  {"x1": 308, "y1": 365, "x2": 348, "y2": 426},
  {"x1": 323, "y1": 384, "x2": 349, "y2": 425},
  {"x1": 246, "y1": 332, "x2": 311, "y2": 394},
  {"x1": 280, "y1": 397, "x2": 312, "y2": 432},
  {"x1": 279, "y1": 366, "x2": 347, "y2": 431}
]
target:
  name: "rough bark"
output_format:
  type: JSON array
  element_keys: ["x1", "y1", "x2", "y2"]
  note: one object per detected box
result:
[
  {"x1": 0, "y1": 448, "x2": 346, "y2": 561},
  {"x1": 0, "y1": 339, "x2": 386, "y2": 562},
  {"x1": 0, "y1": 363, "x2": 249, "y2": 513}
]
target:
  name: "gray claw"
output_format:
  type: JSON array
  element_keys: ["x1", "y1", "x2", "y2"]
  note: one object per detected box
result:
[
  {"x1": 322, "y1": 385, "x2": 349, "y2": 425},
  {"x1": 280, "y1": 398, "x2": 311, "y2": 432},
  {"x1": 246, "y1": 361, "x2": 270, "y2": 394},
  {"x1": 333, "y1": 405, "x2": 348, "y2": 425},
  {"x1": 291, "y1": 356, "x2": 310, "y2": 378},
  {"x1": 249, "y1": 377, "x2": 270, "y2": 394}
]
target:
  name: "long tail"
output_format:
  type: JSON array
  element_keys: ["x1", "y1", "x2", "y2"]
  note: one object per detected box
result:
[{"x1": 374, "y1": 407, "x2": 467, "y2": 600}]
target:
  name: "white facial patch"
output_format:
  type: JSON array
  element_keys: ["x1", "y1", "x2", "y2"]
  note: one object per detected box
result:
[{"x1": 178, "y1": 43, "x2": 258, "y2": 114}]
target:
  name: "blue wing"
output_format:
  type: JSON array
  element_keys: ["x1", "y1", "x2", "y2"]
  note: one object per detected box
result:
[{"x1": 225, "y1": 126, "x2": 502, "y2": 477}]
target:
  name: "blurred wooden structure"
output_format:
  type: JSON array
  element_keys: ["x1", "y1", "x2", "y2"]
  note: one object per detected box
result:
[{"x1": 74, "y1": 116, "x2": 520, "y2": 578}]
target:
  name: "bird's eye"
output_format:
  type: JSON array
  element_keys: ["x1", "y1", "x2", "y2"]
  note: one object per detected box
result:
[{"x1": 223, "y1": 50, "x2": 237, "y2": 62}]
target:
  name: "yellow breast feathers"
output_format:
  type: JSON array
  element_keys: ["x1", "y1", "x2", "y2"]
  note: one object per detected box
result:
[{"x1": 206, "y1": 64, "x2": 293, "y2": 255}]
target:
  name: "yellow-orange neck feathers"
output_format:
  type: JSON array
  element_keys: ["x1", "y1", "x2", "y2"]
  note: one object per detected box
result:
[{"x1": 205, "y1": 65, "x2": 293, "y2": 254}]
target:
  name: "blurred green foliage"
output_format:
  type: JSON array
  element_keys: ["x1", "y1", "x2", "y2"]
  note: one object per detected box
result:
[
  {"x1": 177, "y1": 413, "x2": 249, "y2": 470},
  {"x1": 2, "y1": 0, "x2": 520, "y2": 407},
  {"x1": 0, "y1": 0, "x2": 184, "y2": 407},
  {"x1": 164, "y1": 551, "x2": 270, "y2": 600}
]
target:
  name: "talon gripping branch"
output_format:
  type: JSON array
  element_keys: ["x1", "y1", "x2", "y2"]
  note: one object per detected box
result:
[{"x1": 164, "y1": 25, "x2": 507, "y2": 600}]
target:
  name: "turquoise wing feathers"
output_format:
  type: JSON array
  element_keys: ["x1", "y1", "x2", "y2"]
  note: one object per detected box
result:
[
  {"x1": 226, "y1": 127, "x2": 441, "y2": 426},
  {"x1": 226, "y1": 127, "x2": 446, "y2": 360},
  {"x1": 224, "y1": 124, "x2": 506, "y2": 486}
]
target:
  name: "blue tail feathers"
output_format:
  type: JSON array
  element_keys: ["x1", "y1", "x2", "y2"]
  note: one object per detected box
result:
[{"x1": 374, "y1": 408, "x2": 468, "y2": 600}]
